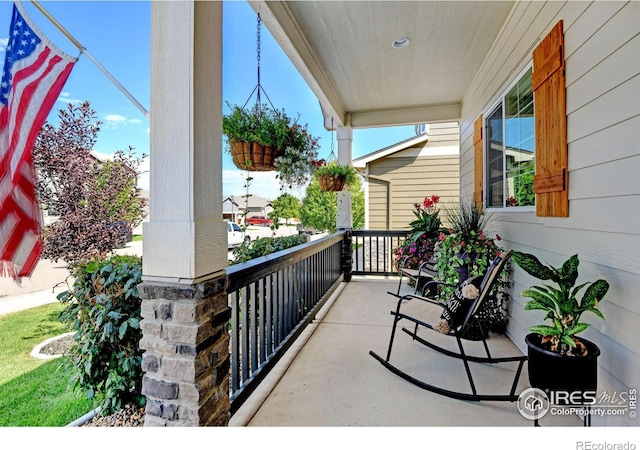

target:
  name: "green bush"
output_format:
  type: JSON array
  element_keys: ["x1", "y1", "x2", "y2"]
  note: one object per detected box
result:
[
  {"x1": 57, "y1": 255, "x2": 144, "y2": 415},
  {"x1": 231, "y1": 235, "x2": 307, "y2": 264}
]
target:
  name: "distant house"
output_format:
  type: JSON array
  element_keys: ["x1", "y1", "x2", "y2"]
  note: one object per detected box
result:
[
  {"x1": 223, "y1": 195, "x2": 273, "y2": 224},
  {"x1": 222, "y1": 196, "x2": 243, "y2": 224},
  {"x1": 353, "y1": 122, "x2": 460, "y2": 230}
]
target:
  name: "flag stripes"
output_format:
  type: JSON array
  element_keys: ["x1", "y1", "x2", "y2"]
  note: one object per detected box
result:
[{"x1": 0, "y1": 2, "x2": 76, "y2": 280}]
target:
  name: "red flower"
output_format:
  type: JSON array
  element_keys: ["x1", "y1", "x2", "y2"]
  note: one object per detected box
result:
[{"x1": 496, "y1": 234, "x2": 502, "y2": 241}]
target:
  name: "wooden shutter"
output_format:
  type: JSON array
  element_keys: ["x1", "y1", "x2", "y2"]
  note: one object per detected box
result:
[
  {"x1": 473, "y1": 115, "x2": 483, "y2": 212},
  {"x1": 532, "y1": 21, "x2": 568, "y2": 217}
]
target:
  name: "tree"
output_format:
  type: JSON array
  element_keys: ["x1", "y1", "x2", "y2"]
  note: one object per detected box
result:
[
  {"x1": 33, "y1": 101, "x2": 147, "y2": 263},
  {"x1": 270, "y1": 193, "x2": 301, "y2": 226},
  {"x1": 300, "y1": 176, "x2": 364, "y2": 233}
]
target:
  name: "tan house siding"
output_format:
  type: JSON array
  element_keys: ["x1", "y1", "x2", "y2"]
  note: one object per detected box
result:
[
  {"x1": 460, "y1": 1, "x2": 640, "y2": 425},
  {"x1": 361, "y1": 123, "x2": 460, "y2": 230},
  {"x1": 368, "y1": 156, "x2": 459, "y2": 229}
]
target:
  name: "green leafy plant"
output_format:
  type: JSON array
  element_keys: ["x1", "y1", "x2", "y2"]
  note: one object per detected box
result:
[
  {"x1": 392, "y1": 195, "x2": 444, "y2": 274},
  {"x1": 231, "y1": 235, "x2": 308, "y2": 264},
  {"x1": 511, "y1": 251, "x2": 609, "y2": 356},
  {"x1": 57, "y1": 255, "x2": 144, "y2": 415},
  {"x1": 408, "y1": 195, "x2": 443, "y2": 242},
  {"x1": 313, "y1": 160, "x2": 359, "y2": 191}
]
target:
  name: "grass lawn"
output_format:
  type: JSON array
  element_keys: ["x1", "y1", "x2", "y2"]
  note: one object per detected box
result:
[{"x1": 0, "y1": 303, "x2": 97, "y2": 426}]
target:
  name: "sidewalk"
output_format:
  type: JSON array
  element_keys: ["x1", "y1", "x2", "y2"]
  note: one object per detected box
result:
[{"x1": 0, "y1": 240, "x2": 143, "y2": 316}]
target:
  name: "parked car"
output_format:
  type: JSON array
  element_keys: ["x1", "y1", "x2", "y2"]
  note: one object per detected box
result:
[
  {"x1": 246, "y1": 215, "x2": 273, "y2": 227},
  {"x1": 226, "y1": 221, "x2": 249, "y2": 248}
]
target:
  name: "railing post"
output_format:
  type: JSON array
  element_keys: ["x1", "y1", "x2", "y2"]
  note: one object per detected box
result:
[{"x1": 341, "y1": 230, "x2": 353, "y2": 282}]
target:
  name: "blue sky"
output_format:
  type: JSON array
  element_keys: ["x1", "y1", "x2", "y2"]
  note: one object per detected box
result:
[{"x1": 0, "y1": 1, "x2": 416, "y2": 199}]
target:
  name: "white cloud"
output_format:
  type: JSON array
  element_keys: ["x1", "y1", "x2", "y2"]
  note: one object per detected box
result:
[
  {"x1": 56, "y1": 91, "x2": 83, "y2": 105},
  {"x1": 0, "y1": 38, "x2": 8, "y2": 52},
  {"x1": 102, "y1": 113, "x2": 145, "y2": 129},
  {"x1": 223, "y1": 169, "x2": 306, "y2": 200},
  {"x1": 104, "y1": 114, "x2": 127, "y2": 123}
]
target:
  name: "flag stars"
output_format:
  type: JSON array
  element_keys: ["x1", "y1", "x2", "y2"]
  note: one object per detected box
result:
[{"x1": 21, "y1": 40, "x2": 27, "y2": 46}]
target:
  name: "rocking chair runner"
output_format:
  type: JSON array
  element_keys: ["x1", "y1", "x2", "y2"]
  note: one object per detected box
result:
[{"x1": 370, "y1": 251, "x2": 528, "y2": 402}]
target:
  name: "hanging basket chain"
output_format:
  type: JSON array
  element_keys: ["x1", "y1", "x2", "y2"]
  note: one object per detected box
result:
[
  {"x1": 242, "y1": 13, "x2": 275, "y2": 112},
  {"x1": 327, "y1": 117, "x2": 337, "y2": 163}
]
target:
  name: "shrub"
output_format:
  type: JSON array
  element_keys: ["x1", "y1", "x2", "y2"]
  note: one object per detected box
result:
[
  {"x1": 231, "y1": 235, "x2": 307, "y2": 264},
  {"x1": 57, "y1": 255, "x2": 144, "y2": 415}
]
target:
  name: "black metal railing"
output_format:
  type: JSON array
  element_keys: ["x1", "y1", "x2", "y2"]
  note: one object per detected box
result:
[
  {"x1": 226, "y1": 231, "x2": 346, "y2": 414},
  {"x1": 351, "y1": 230, "x2": 409, "y2": 276}
]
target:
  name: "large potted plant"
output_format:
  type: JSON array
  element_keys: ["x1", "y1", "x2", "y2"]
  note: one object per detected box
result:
[
  {"x1": 511, "y1": 251, "x2": 609, "y2": 395},
  {"x1": 433, "y1": 198, "x2": 510, "y2": 338},
  {"x1": 222, "y1": 103, "x2": 319, "y2": 179}
]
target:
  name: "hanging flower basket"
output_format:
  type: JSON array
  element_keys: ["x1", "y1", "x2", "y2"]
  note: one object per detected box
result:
[
  {"x1": 223, "y1": 103, "x2": 319, "y2": 177},
  {"x1": 318, "y1": 174, "x2": 346, "y2": 192},
  {"x1": 230, "y1": 141, "x2": 279, "y2": 171},
  {"x1": 313, "y1": 160, "x2": 359, "y2": 192}
]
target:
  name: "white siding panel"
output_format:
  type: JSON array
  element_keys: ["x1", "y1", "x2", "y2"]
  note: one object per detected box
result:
[
  {"x1": 560, "y1": 196, "x2": 640, "y2": 235},
  {"x1": 569, "y1": 115, "x2": 640, "y2": 170},
  {"x1": 565, "y1": 1, "x2": 639, "y2": 85},
  {"x1": 567, "y1": 32, "x2": 640, "y2": 114},
  {"x1": 568, "y1": 74, "x2": 640, "y2": 144},
  {"x1": 504, "y1": 225, "x2": 640, "y2": 275},
  {"x1": 569, "y1": 156, "x2": 640, "y2": 200}
]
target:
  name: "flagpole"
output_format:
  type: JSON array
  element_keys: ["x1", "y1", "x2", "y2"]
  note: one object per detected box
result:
[{"x1": 28, "y1": 1, "x2": 150, "y2": 120}]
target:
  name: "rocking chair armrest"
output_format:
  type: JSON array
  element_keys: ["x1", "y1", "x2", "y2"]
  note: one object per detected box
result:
[
  {"x1": 401, "y1": 283, "x2": 454, "y2": 308},
  {"x1": 397, "y1": 293, "x2": 461, "y2": 332}
]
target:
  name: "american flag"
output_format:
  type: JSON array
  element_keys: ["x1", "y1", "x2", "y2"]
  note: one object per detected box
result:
[{"x1": 0, "y1": 2, "x2": 76, "y2": 281}]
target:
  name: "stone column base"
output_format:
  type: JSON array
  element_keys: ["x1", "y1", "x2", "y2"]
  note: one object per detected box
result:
[{"x1": 138, "y1": 272, "x2": 230, "y2": 426}]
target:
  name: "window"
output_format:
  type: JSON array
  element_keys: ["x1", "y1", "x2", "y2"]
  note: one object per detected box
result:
[{"x1": 484, "y1": 67, "x2": 535, "y2": 208}]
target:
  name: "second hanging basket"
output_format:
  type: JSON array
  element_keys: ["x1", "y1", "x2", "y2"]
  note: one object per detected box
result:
[{"x1": 317, "y1": 173, "x2": 346, "y2": 192}]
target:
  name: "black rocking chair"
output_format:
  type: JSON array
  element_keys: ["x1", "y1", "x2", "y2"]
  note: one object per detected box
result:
[{"x1": 370, "y1": 251, "x2": 527, "y2": 402}]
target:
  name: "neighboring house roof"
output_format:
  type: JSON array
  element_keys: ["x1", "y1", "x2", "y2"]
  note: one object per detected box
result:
[
  {"x1": 222, "y1": 197, "x2": 243, "y2": 214},
  {"x1": 224, "y1": 195, "x2": 272, "y2": 210},
  {"x1": 352, "y1": 132, "x2": 429, "y2": 168}
]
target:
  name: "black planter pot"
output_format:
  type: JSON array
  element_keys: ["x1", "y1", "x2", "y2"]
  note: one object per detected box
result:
[{"x1": 525, "y1": 333, "x2": 600, "y2": 394}]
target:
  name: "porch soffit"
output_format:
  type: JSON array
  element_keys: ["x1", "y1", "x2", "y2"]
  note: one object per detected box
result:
[{"x1": 252, "y1": 1, "x2": 515, "y2": 128}]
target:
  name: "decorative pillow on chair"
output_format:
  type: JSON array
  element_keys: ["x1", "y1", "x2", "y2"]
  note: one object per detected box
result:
[{"x1": 435, "y1": 276, "x2": 483, "y2": 334}]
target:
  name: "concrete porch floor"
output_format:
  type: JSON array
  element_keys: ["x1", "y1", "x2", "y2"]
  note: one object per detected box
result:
[{"x1": 230, "y1": 278, "x2": 583, "y2": 427}]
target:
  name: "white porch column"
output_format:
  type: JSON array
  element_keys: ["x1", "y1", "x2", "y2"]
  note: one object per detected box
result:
[
  {"x1": 336, "y1": 125, "x2": 353, "y2": 230},
  {"x1": 140, "y1": 1, "x2": 230, "y2": 427},
  {"x1": 144, "y1": 1, "x2": 227, "y2": 281}
]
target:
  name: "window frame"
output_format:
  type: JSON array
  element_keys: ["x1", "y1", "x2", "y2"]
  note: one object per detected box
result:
[{"x1": 482, "y1": 63, "x2": 535, "y2": 213}]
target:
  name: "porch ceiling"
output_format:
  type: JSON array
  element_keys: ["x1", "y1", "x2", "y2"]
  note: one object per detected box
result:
[{"x1": 251, "y1": 1, "x2": 515, "y2": 128}]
